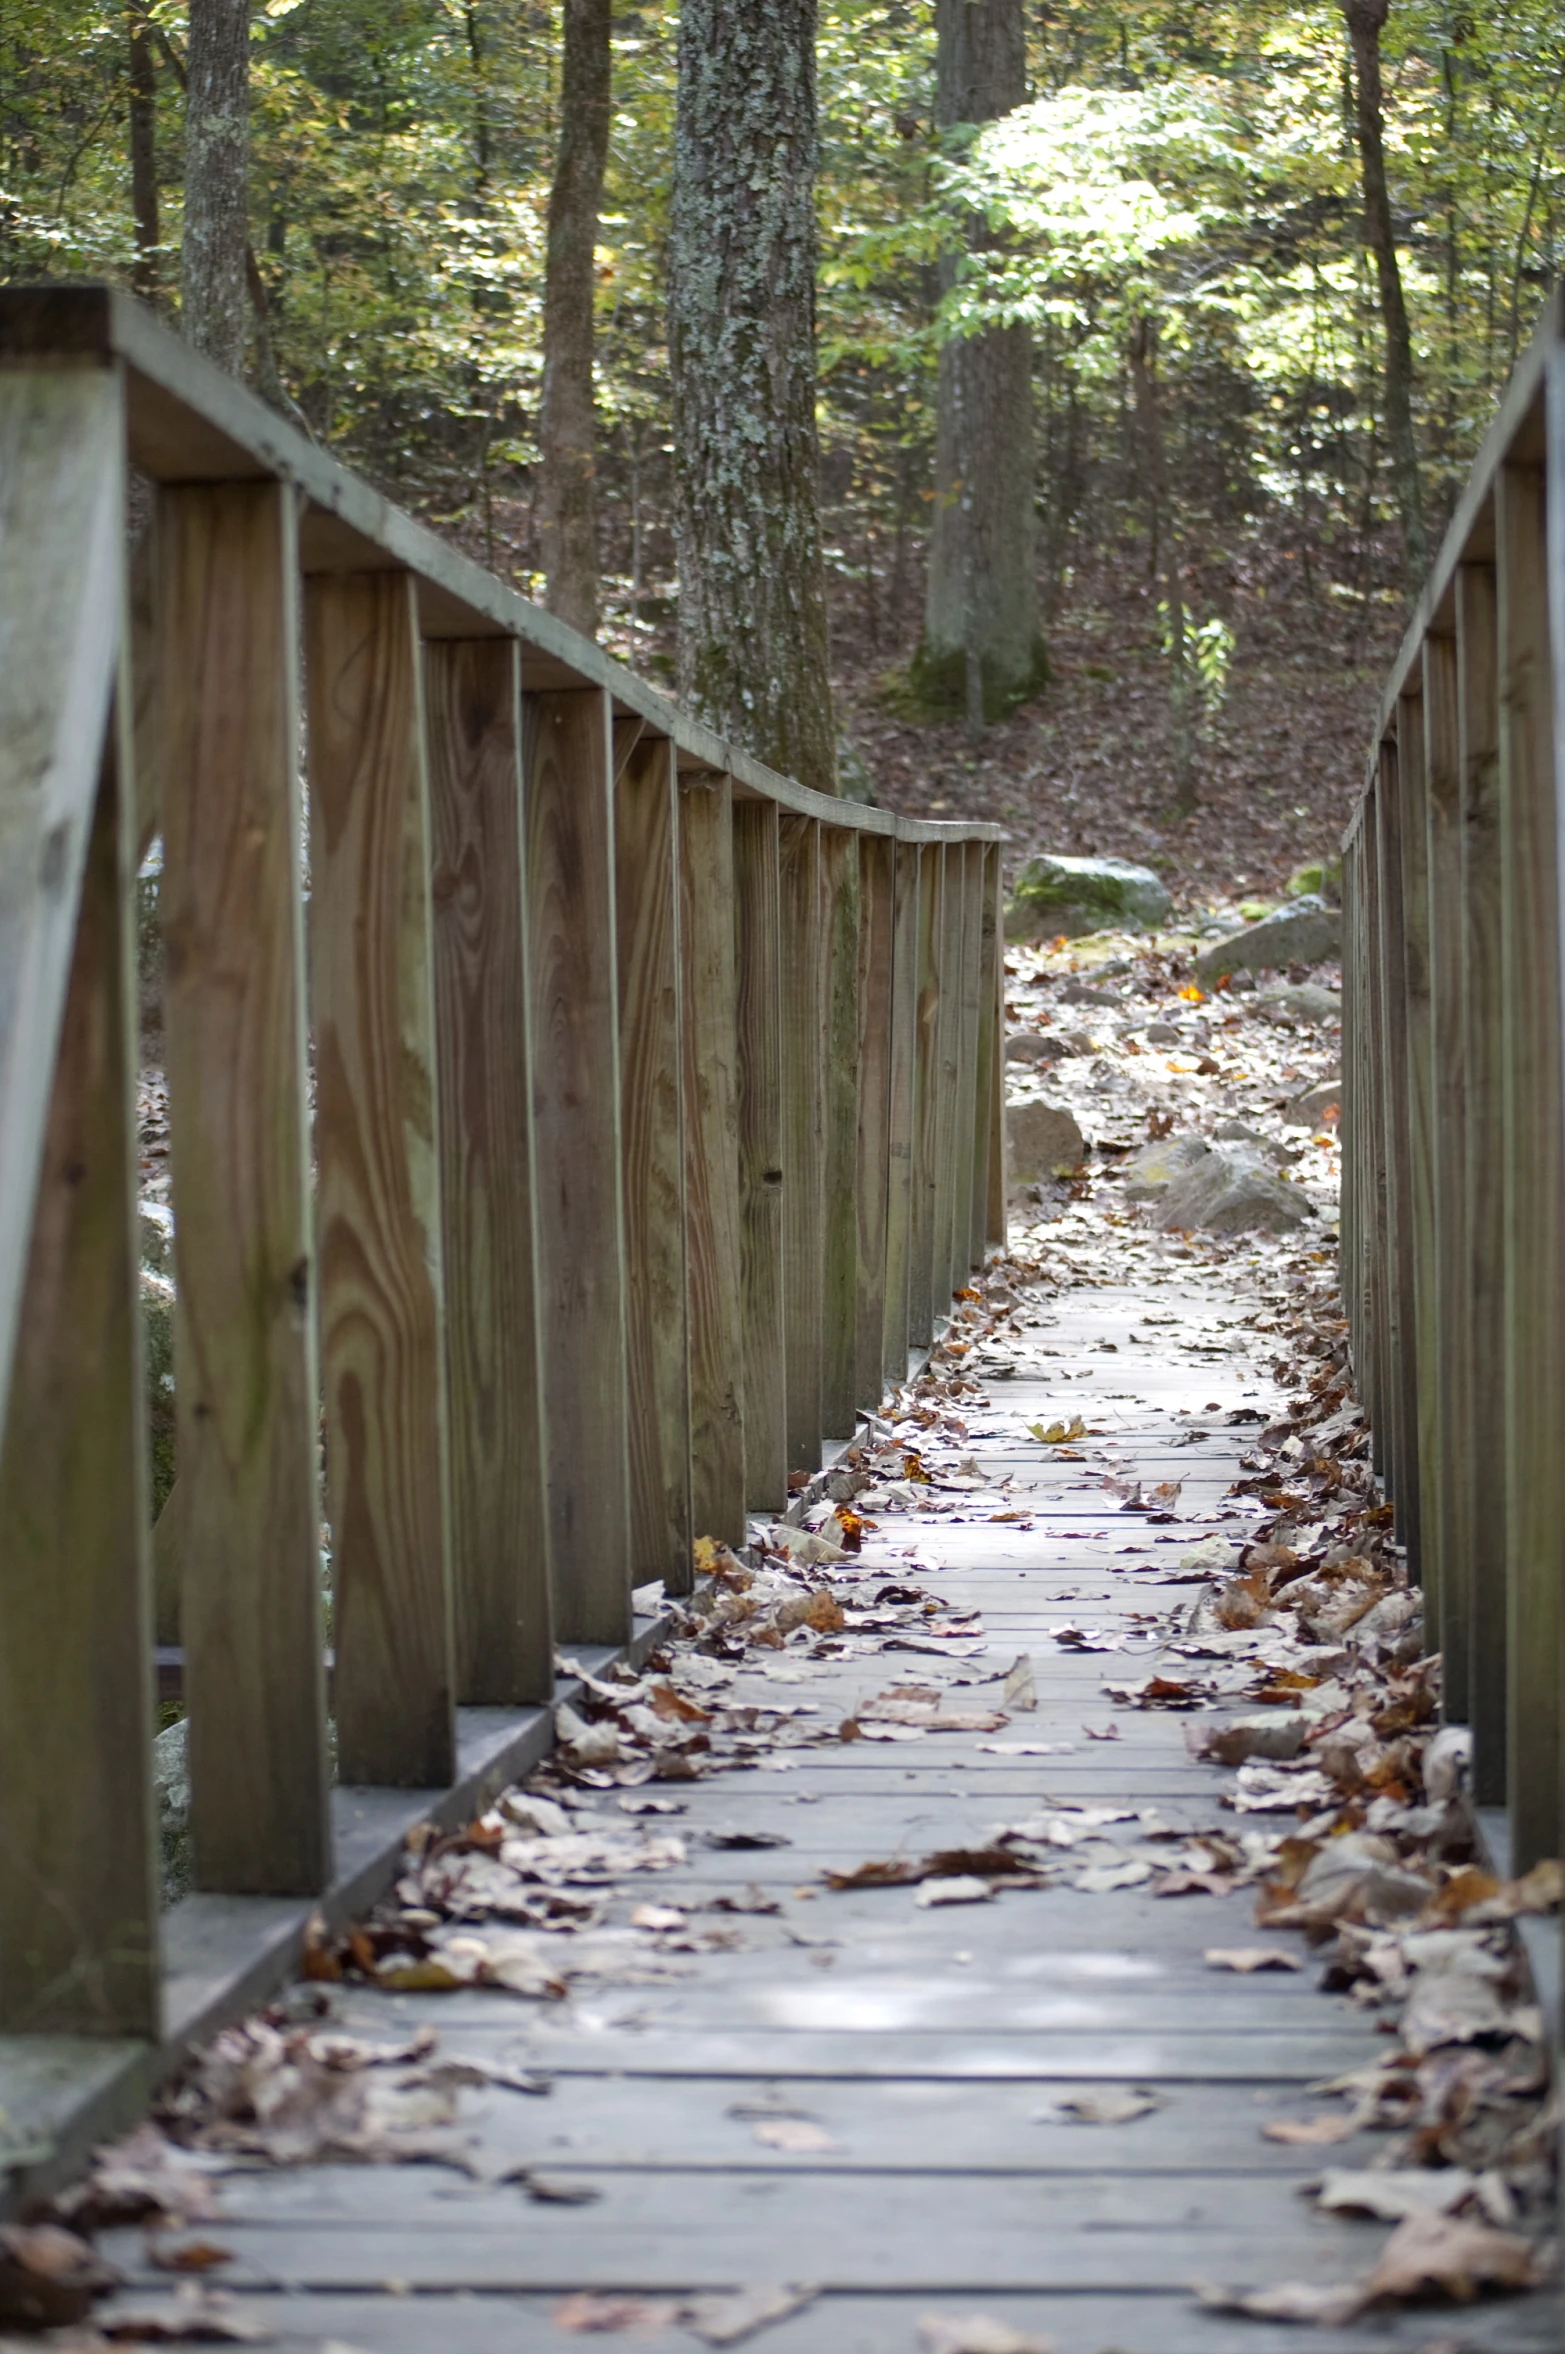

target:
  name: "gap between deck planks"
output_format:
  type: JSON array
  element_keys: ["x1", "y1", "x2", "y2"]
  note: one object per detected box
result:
[{"x1": 91, "y1": 1290, "x2": 1564, "y2": 2354}]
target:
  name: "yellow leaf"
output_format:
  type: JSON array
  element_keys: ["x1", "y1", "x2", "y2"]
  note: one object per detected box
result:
[{"x1": 1028, "y1": 1415, "x2": 1087, "y2": 1445}]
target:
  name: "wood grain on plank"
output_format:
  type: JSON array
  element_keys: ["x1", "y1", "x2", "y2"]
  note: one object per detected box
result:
[
  {"x1": 0, "y1": 368, "x2": 125, "y2": 1443},
  {"x1": 882, "y1": 840, "x2": 920, "y2": 1382},
  {"x1": 680, "y1": 772, "x2": 746, "y2": 1547},
  {"x1": 1395, "y1": 691, "x2": 1440, "y2": 1654},
  {"x1": 908, "y1": 844, "x2": 943, "y2": 1347},
  {"x1": 978, "y1": 841, "x2": 1006, "y2": 1252},
  {"x1": 0, "y1": 722, "x2": 160, "y2": 2033},
  {"x1": 159, "y1": 483, "x2": 331, "y2": 1888},
  {"x1": 780, "y1": 816, "x2": 823, "y2": 1476},
  {"x1": 1456, "y1": 559, "x2": 1508, "y2": 1803},
  {"x1": 854, "y1": 833, "x2": 895, "y2": 1413},
  {"x1": 819, "y1": 826, "x2": 862, "y2": 1439},
  {"x1": 615, "y1": 735, "x2": 692, "y2": 1588},
  {"x1": 524, "y1": 688, "x2": 634, "y2": 1642},
  {"x1": 1496, "y1": 461, "x2": 1563, "y2": 1865},
  {"x1": 732, "y1": 799, "x2": 786, "y2": 1512},
  {"x1": 307, "y1": 569, "x2": 456, "y2": 1789},
  {"x1": 425, "y1": 639, "x2": 552, "y2": 1705},
  {"x1": 1421, "y1": 635, "x2": 1470, "y2": 1717}
]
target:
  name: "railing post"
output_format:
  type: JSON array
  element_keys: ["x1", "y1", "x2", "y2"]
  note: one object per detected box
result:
[
  {"x1": 1374, "y1": 744, "x2": 1421, "y2": 1574},
  {"x1": 780, "y1": 815, "x2": 823, "y2": 1475},
  {"x1": 614, "y1": 733, "x2": 693, "y2": 1590},
  {"x1": 883, "y1": 836, "x2": 920, "y2": 1386},
  {"x1": 820, "y1": 825, "x2": 862, "y2": 1440},
  {"x1": 1457, "y1": 557, "x2": 1508, "y2": 1801},
  {"x1": 426, "y1": 637, "x2": 553, "y2": 1704},
  {"x1": 733, "y1": 798, "x2": 786, "y2": 1511},
  {"x1": 524, "y1": 686, "x2": 634, "y2": 1642},
  {"x1": 1396, "y1": 689, "x2": 1439, "y2": 1639},
  {"x1": 975, "y1": 841, "x2": 1006, "y2": 1257},
  {"x1": 1496, "y1": 457, "x2": 1563, "y2": 1868},
  {"x1": 306, "y1": 569, "x2": 456, "y2": 1788},
  {"x1": 1422, "y1": 628, "x2": 1472, "y2": 1722},
  {"x1": 0, "y1": 721, "x2": 160, "y2": 2034},
  {"x1": 680, "y1": 768, "x2": 746, "y2": 1547},
  {"x1": 910, "y1": 843, "x2": 943, "y2": 1348},
  {"x1": 161, "y1": 482, "x2": 331, "y2": 1885},
  {"x1": 933, "y1": 843, "x2": 966, "y2": 1315},
  {"x1": 951, "y1": 842, "x2": 986, "y2": 1284},
  {"x1": 854, "y1": 831, "x2": 896, "y2": 1412}
]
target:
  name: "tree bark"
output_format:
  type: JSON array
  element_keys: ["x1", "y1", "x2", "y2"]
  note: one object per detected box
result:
[
  {"x1": 539, "y1": 0, "x2": 611, "y2": 637},
  {"x1": 1343, "y1": 0, "x2": 1427, "y2": 583},
  {"x1": 669, "y1": 0, "x2": 836, "y2": 796},
  {"x1": 128, "y1": 8, "x2": 160, "y2": 300},
  {"x1": 919, "y1": 0, "x2": 1043, "y2": 723},
  {"x1": 182, "y1": 0, "x2": 250, "y2": 375}
]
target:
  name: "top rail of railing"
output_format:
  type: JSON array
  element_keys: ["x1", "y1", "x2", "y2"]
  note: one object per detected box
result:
[{"x1": 0, "y1": 280, "x2": 1002, "y2": 845}]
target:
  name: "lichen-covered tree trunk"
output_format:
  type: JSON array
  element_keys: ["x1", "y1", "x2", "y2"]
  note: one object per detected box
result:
[
  {"x1": 1343, "y1": 0, "x2": 1427, "y2": 584},
  {"x1": 182, "y1": 0, "x2": 250, "y2": 374},
  {"x1": 919, "y1": 0, "x2": 1044, "y2": 722},
  {"x1": 539, "y1": 0, "x2": 611, "y2": 638},
  {"x1": 128, "y1": 7, "x2": 160, "y2": 300},
  {"x1": 669, "y1": 0, "x2": 836, "y2": 797}
]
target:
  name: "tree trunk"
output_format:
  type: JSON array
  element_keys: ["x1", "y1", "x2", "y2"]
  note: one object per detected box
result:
[
  {"x1": 128, "y1": 8, "x2": 160, "y2": 300},
  {"x1": 918, "y1": 0, "x2": 1043, "y2": 723},
  {"x1": 538, "y1": 0, "x2": 611, "y2": 638},
  {"x1": 1129, "y1": 315, "x2": 1195, "y2": 814},
  {"x1": 1343, "y1": 0, "x2": 1427, "y2": 583},
  {"x1": 182, "y1": 0, "x2": 250, "y2": 375},
  {"x1": 669, "y1": 0, "x2": 836, "y2": 796}
]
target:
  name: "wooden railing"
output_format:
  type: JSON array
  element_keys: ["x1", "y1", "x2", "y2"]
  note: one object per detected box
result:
[
  {"x1": 0, "y1": 287, "x2": 1003, "y2": 2145},
  {"x1": 1340, "y1": 284, "x2": 1564, "y2": 1902}
]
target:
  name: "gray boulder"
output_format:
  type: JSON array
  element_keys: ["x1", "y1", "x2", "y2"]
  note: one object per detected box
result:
[
  {"x1": 1156, "y1": 1146, "x2": 1312, "y2": 1235},
  {"x1": 1212, "y1": 1117, "x2": 1297, "y2": 1167},
  {"x1": 1284, "y1": 1077, "x2": 1344, "y2": 1129},
  {"x1": 1006, "y1": 855, "x2": 1173, "y2": 940},
  {"x1": 1007, "y1": 1100, "x2": 1086, "y2": 1184},
  {"x1": 1194, "y1": 894, "x2": 1340, "y2": 984},
  {"x1": 1256, "y1": 981, "x2": 1341, "y2": 1026},
  {"x1": 1005, "y1": 1031, "x2": 1070, "y2": 1065},
  {"x1": 141, "y1": 1265, "x2": 177, "y2": 1519},
  {"x1": 153, "y1": 1716, "x2": 192, "y2": 1904},
  {"x1": 1121, "y1": 1134, "x2": 1212, "y2": 1201}
]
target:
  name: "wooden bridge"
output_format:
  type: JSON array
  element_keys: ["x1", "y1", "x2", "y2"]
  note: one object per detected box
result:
[{"x1": 2, "y1": 284, "x2": 1564, "y2": 2352}]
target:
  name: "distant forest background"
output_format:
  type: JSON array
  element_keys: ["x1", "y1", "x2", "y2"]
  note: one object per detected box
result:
[{"x1": 5, "y1": 2, "x2": 1562, "y2": 895}]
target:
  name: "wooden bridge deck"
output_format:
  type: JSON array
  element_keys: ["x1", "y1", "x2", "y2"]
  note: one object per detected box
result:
[{"x1": 93, "y1": 1280, "x2": 1564, "y2": 2354}]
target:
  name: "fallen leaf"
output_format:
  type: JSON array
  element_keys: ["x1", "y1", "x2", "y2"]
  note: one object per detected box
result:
[
  {"x1": 1262, "y1": 2111, "x2": 1362, "y2": 2146},
  {"x1": 147, "y1": 2242, "x2": 234, "y2": 2276},
  {"x1": 681, "y1": 2284, "x2": 819, "y2": 2345},
  {"x1": 1358, "y1": 2210, "x2": 1545, "y2": 2306},
  {"x1": 751, "y1": 2117, "x2": 840, "y2": 2153},
  {"x1": 1314, "y1": 2169, "x2": 1491, "y2": 2223},
  {"x1": 1002, "y1": 1655, "x2": 1037, "y2": 1711},
  {"x1": 0, "y1": 2224, "x2": 117, "y2": 2330},
  {"x1": 915, "y1": 1875, "x2": 996, "y2": 1908},
  {"x1": 1053, "y1": 2088, "x2": 1161, "y2": 2125},
  {"x1": 1204, "y1": 1947, "x2": 1303, "y2": 1974},
  {"x1": 1028, "y1": 1416, "x2": 1087, "y2": 1445},
  {"x1": 1071, "y1": 1859, "x2": 1152, "y2": 1892},
  {"x1": 100, "y1": 2287, "x2": 274, "y2": 2342},
  {"x1": 553, "y1": 2291, "x2": 681, "y2": 2332},
  {"x1": 918, "y1": 2317, "x2": 1057, "y2": 2354},
  {"x1": 1195, "y1": 2279, "x2": 1360, "y2": 2324}
]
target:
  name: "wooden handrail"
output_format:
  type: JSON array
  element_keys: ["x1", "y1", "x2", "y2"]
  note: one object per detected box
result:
[
  {"x1": 1340, "y1": 284, "x2": 1565, "y2": 1903},
  {"x1": 0, "y1": 287, "x2": 1005, "y2": 2151}
]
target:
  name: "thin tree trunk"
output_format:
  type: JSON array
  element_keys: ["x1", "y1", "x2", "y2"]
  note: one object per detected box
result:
[
  {"x1": 128, "y1": 8, "x2": 160, "y2": 300},
  {"x1": 538, "y1": 0, "x2": 611, "y2": 638},
  {"x1": 1129, "y1": 315, "x2": 1194, "y2": 815},
  {"x1": 919, "y1": 0, "x2": 1042, "y2": 720},
  {"x1": 181, "y1": 0, "x2": 250, "y2": 375},
  {"x1": 1343, "y1": 0, "x2": 1427, "y2": 583},
  {"x1": 669, "y1": 0, "x2": 836, "y2": 795}
]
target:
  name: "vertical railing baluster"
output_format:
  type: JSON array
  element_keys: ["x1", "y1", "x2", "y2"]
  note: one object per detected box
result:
[
  {"x1": 820, "y1": 826, "x2": 862, "y2": 1439},
  {"x1": 426, "y1": 638, "x2": 553, "y2": 1704},
  {"x1": 882, "y1": 836, "x2": 920, "y2": 1388},
  {"x1": 615, "y1": 734, "x2": 693, "y2": 1592},
  {"x1": 1396, "y1": 688, "x2": 1439, "y2": 1637},
  {"x1": 780, "y1": 815, "x2": 824, "y2": 1476},
  {"x1": 306, "y1": 570, "x2": 455, "y2": 1788},
  {"x1": 909, "y1": 844, "x2": 943, "y2": 1349},
  {"x1": 854, "y1": 832, "x2": 896, "y2": 1412},
  {"x1": 1457, "y1": 558, "x2": 1507, "y2": 1801},
  {"x1": 161, "y1": 483, "x2": 331, "y2": 1883},
  {"x1": 1496, "y1": 459, "x2": 1563, "y2": 1867},
  {"x1": 951, "y1": 843, "x2": 985, "y2": 1286},
  {"x1": 680, "y1": 769, "x2": 746, "y2": 1547},
  {"x1": 733, "y1": 798, "x2": 786, "y2": 1511}
]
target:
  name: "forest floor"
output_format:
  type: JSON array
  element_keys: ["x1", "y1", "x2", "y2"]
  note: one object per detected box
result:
[
  {"x1": 47, "y1": 924, "x2": 1559, "y2": 2354},
  {"x1": 833, "y1": 558, "x2": 1403, "y2": 909}
]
